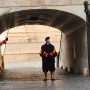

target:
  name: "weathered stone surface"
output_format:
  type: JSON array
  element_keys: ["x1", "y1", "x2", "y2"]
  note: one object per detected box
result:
[
  {"x1": 0, "y1": 6, "x2": 85, "y2": 21},
  {"x1": 5, "y1": 42, "x2": 59, "y2": 54},
  {"x1": 4, "y1": 54, "x2": 41, "y2": 63},
  {"x1": 0, "y1": 0, "x2": 89, "y2": 7},
  {"x1": 60, "y1": 29, "x2": 88, "y2": 75}
]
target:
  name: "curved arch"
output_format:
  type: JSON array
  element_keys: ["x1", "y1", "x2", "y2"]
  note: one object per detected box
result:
[{"x1": 0, "y1": 9, "x2": 85, "y2": 34}]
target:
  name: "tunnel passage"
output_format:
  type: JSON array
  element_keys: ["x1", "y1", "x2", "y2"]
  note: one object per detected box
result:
[{"x1": 0, "y1": 9, "x2": 88, "y2": 75}]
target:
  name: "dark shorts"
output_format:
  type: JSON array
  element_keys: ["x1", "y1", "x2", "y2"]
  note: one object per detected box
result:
[{"x1": 42, "y1": 58, "x2": 55, "y2": 72}]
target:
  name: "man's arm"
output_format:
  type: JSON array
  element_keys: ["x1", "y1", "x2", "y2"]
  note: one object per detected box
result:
[
  {"x1": 0, "y1": 38, "x2": 8, "y2": 46},
  {"x1": 49, "y1": 47, "x2": 57, "y2": 58},
  {"x1": 0, "y1": 41, "x2": 5, "y2": 45},
  {"x1": 39, "y1": 46, "x2": 48, "y2": 57}
]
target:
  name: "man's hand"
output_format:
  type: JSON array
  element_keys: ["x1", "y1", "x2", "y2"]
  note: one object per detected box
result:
[
  {"x1": 2, "y1": 40, "x2": 6, "y2": 44},
  {"x1": 50, "y1": 50, "x2": 55, "y2": 56},
  {"x1": 43, "y1": 51, "x2": 48, "y2": 57}
]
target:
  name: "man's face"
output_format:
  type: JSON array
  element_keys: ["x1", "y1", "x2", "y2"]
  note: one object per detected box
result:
[{"x1": 46, "y1": 39, "x2": 50, "y2": 43}]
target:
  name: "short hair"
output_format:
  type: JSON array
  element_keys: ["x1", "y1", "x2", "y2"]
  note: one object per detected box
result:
[{"x1": 45, "y1": 37, "x2": 50, "y2": 41}]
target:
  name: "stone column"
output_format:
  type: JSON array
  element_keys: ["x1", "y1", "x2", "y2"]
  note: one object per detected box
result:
[
  {"x1": 60, "y1": 32, "x2": 74, "y2": 72},
  {"x1": 59, "y1": 29, "x2": 89, "y2": 76},
  {"x1": 74, "y1": 29, "x2": 89, "y2": 76}
]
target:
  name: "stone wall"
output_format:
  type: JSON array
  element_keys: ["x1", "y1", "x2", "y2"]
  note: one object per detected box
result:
[
  {"x1": 0, "y1": 0, "x2": 89, "y2": 7},
  {"x1": 0, "y1": 0, "x2": 89, "y2": 21},
  {"x1": 60, "y1": 29, "x2": 89, "y2": 76}
]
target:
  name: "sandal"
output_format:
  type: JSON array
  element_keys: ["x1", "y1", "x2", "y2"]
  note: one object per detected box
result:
[
  {"x1": 43, "y1": 78, "x2": 47, "y2": 81},
  {"x1": 51, "y1": 78, "x2": 55, "y2": 81}
]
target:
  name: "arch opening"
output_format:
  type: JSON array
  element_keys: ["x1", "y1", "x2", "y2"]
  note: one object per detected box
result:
[
  {"x1": 0, "y1": 9, "x2": 88, "y2": 76},
  {"x1": 3, "y1": 25, "x2": 61, "y2": 79}
]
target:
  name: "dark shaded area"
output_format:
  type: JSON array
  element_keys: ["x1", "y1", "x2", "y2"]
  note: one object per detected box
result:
[{"x1": 0, "y1": 9, "x2": 85, "y2": 34}]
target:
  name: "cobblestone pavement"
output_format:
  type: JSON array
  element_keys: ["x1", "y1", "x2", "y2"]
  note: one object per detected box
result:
[{"x1": 0, "y1": 61, "x2": 90, "y2": 90}]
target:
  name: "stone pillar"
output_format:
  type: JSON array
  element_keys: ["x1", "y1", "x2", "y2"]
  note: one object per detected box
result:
[
  {"x1": 74, "y1": 29, "x2": 89, "y2": 76},
  {"x1": 60, "y1": 29, "x2": 89, "y2": 76},
  {"x1": 60, "y1": 32, "x2": 74, "y2": 72}
]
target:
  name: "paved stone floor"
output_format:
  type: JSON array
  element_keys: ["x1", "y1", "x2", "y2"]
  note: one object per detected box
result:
[{"x1": 0, "y1": 61, "x2": 90, "y2": 90}]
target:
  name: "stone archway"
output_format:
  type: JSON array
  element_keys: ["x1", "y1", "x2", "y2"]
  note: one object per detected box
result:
[{"x1": 0, "y1": 9, "x2": 88, "y2": 76}]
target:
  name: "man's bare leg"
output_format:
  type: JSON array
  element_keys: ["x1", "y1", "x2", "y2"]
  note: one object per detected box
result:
[
  {"x1": 50, "y1": 72, "x2": 55, "y2": 80},
  {"x1": 43, "y1": 71, "x2": 47, "y2": 81}
]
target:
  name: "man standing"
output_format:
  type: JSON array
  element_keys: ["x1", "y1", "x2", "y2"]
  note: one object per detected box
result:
[{"x1": 40, "y1": 37, "x2": 57, "y2": 81}]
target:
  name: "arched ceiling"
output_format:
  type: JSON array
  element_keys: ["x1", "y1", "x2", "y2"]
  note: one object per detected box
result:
[{"x1": 0, "y1": 9, "x2": 86, "y2": 34}]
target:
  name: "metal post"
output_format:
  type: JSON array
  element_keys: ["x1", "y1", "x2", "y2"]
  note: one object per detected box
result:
[{"x1": 84, "y1": 1, "x2": 90, "y2": 73}]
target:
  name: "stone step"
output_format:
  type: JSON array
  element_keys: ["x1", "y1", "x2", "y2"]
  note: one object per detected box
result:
[
  {"x1": 4, "y1": 53, "x2": 41, "y2": 63},
  {"x1": 7, "y1": 36, "x2": 29, "y2": 43},
  {"x1": 4, "y1": 42, "x2": 59, "y2": 54},
  {"x1": 7, "y1": 29, "x2": 61, "y2": 43},
  {"x1": 8, "y1": 33, "x2": 27, "y2": 37},
  {"x1": 7, "y1": 36, "x2": 60, "y2": 43},
  {"x1": 8, "y1": 31, "x2": 61, "y2": 37},
  {"x1": 4, "y1": 53, "x2": 57, "y2": 63}
]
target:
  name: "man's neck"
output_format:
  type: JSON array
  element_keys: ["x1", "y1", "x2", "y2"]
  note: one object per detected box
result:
[{"x1": 46, "y1": 42, "x2": 50, "y2": 45}]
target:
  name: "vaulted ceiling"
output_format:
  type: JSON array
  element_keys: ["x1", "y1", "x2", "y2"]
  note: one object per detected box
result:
[{"x1": 0, "y1": 9, "x2": 86, "y2": 34}]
